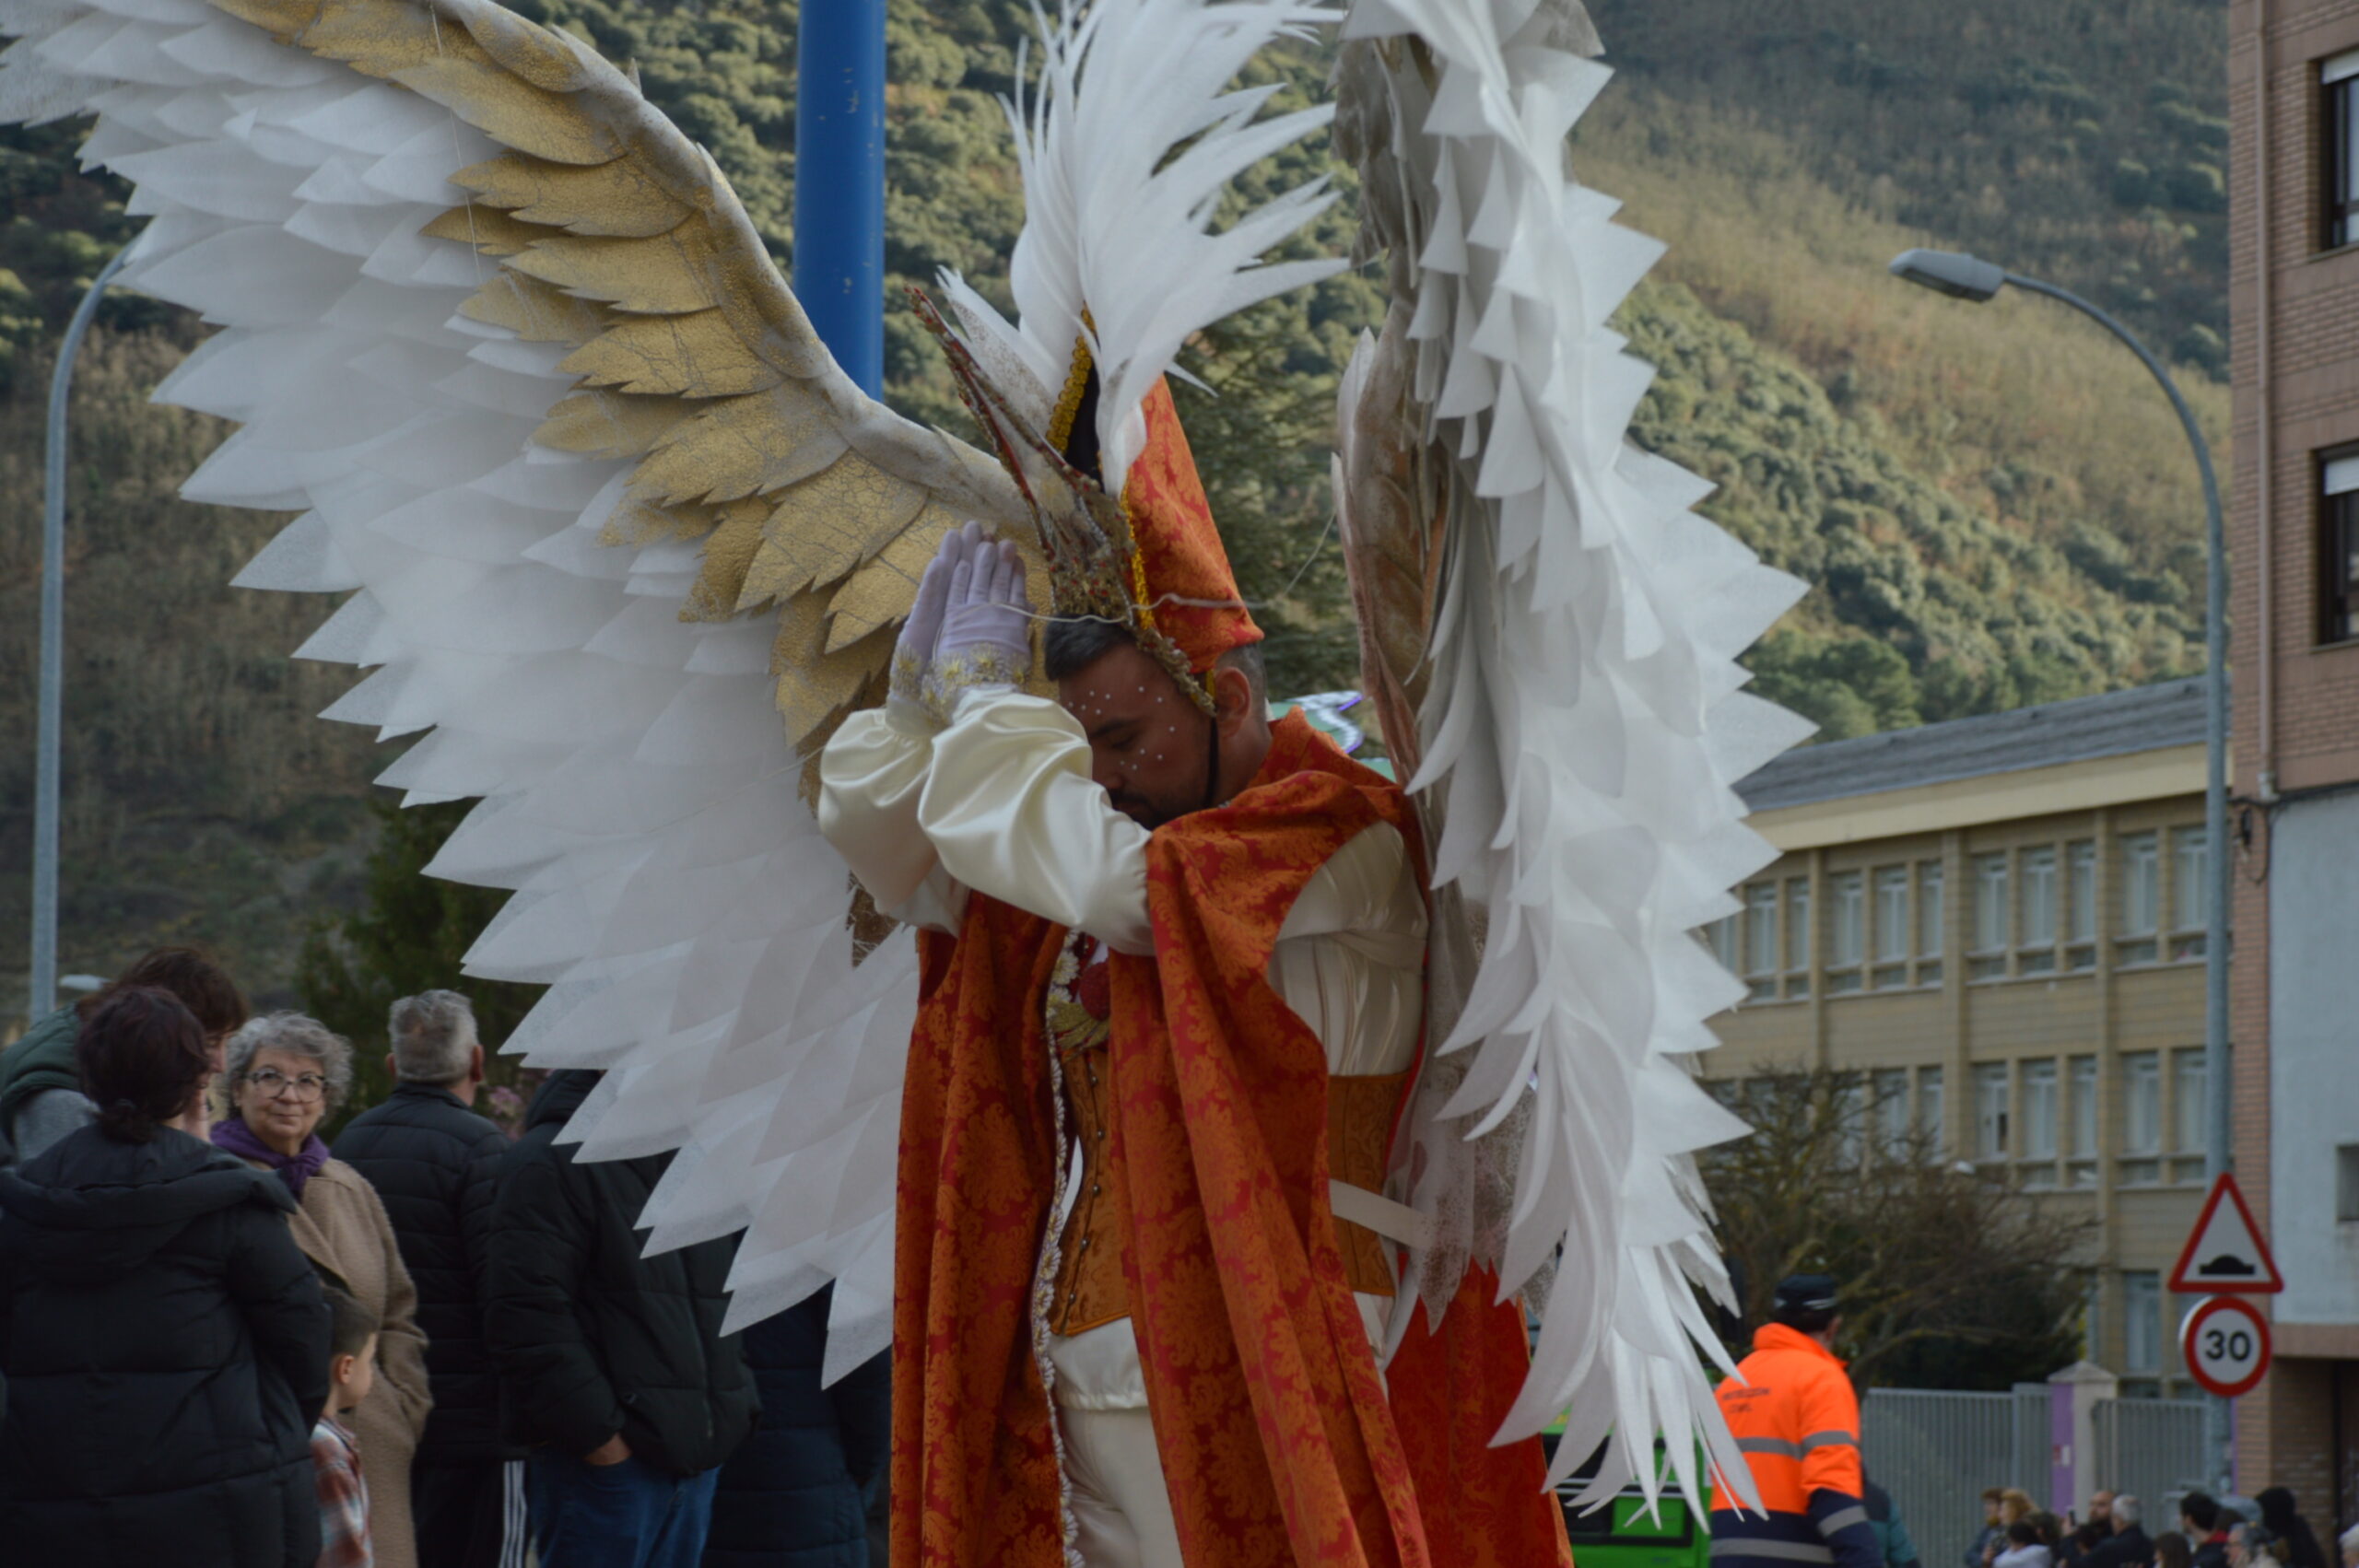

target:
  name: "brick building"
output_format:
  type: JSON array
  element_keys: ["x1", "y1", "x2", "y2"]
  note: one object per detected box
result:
[
  {"x1": 1707, "y1": 682, "x2": 2213, "y2": 1391},
  {"x1": 2229, "y1": 0, "x2": 2359, "y2": 1524}
]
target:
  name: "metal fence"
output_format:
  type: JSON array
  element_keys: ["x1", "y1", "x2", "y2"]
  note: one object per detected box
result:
[
  {"x1": 2093, "y1": 1397, "x2": 2209, "y2": 1522},
  {"x1": 1862, "y1": 1386, "x2": 2049, "y2": 1568},
  {"x1": 1861, "y1": 1387, "x2": 2207, "y2": 1568}
]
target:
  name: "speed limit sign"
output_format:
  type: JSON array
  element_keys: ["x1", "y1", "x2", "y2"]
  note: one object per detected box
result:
[{"x1": 2181, "y1": 1295, "x2": 2271, "y2": 1398}]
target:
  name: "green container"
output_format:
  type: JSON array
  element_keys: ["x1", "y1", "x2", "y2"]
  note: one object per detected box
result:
[{"x1": 1540, "y1": 1433, "x2": 1714, "y2": 1568}]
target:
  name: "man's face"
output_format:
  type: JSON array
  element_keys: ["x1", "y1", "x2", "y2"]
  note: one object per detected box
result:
[
  {"x1": 2091, "y1": 1494, "x2": 2113, "y2": 1526},
  {"x1": 1058, "y1": 642, "x2": 1216, "y2": 830}
]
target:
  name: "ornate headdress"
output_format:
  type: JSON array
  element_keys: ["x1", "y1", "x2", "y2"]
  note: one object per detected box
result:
[{"x1": 912, "y1": 0, "x2": 1343, "y2": 709}]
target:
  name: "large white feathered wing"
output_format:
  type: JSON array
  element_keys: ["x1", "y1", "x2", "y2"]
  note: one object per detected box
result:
[
  {"x1": 0, "y1": 0, "x2": 1036, "y2": 1376},
  {"x1": 1333, "y1": 0, "x2": 1812, "y2": 1507}
]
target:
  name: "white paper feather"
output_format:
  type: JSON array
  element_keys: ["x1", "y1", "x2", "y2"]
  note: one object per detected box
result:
[{"x1": 942, "y1": 0, "x2": 1345, "y2": 487}]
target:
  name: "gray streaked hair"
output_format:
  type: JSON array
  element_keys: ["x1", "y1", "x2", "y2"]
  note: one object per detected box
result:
[
  {"x1": 225, "y1": 1012, "x2": 356, "y2": 1112},
  {"x1": 2115, "y1": 1498, "x2": 2141, "y2": 1528},
  {"x1": 388, "y1": 989, "x2": 478, "y2": 1086}
]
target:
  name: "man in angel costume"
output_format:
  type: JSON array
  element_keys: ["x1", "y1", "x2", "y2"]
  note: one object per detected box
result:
[
  {"x1": 818, "y1": 378, "x2": 1568, "y2": 1564},
  {"x1": 0, "y1": 0, "x2": 1812, "y2": 1562}
]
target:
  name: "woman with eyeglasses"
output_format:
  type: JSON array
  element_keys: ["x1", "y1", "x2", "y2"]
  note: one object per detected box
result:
[{"x1": 217, "y1": 1012, "x2": 433, "y2": 1568}]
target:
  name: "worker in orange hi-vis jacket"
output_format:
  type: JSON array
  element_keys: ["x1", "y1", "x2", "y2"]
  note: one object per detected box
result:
[{"x1": 1710, "y1": 1275, "x2": 1885, "y2": 1568}]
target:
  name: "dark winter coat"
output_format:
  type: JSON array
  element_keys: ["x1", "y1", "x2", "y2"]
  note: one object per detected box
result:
[
  {"x1": 334, "y1": 1079, "x2": 519, "y2": 1463},
  {"x1": 2084, "y1": 1523, "x2": 2153, "y2": 1568},
  {"x1": 485, "y1": 1070, "x2": 757, "y2": 1478},
  {"x1": 0, "y1": 1123, "x2": 330, "y2": 1568},
  {"x1": 704, "y1": 1286, "x2": 891, "y2": 1568}
]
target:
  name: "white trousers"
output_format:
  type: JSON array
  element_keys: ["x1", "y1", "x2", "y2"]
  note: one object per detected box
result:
[{"x1": 1062, "y1": 1405, "x2": 1186, "y2": 1568}]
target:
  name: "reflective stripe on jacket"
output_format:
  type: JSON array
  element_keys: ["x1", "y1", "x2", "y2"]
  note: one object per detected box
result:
[{"x1": 1708, "y1": 1324, "x2": 1882, "y2": 1568}]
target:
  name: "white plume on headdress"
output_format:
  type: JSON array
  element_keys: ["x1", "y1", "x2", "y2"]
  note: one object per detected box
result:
[{"x1": 939, "y1": 0, "x2": 1345, "y2": 485}]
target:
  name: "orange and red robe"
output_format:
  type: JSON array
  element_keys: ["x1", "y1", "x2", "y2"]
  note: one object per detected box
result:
[{"x1": 888, "y1": 710, "x2": 1572, "y2": 1567}]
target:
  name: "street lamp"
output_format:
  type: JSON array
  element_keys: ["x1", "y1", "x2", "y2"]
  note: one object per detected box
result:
[
  {"x1": 31, "y1": 245, "x2": 133, "y2": 1021},
  {"x1": 1890, "y1": 246, "x2": 2233, "y2": 1491}
]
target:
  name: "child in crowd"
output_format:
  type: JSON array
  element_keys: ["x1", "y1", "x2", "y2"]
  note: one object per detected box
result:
[{"x1": 313, "y1": 1281, "x2": 381, "y2": 1568}]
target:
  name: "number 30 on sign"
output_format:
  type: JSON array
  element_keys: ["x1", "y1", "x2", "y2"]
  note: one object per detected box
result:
[{"x1": 2181, "y1": 1295, "x2": 2271, "y2": 1398}]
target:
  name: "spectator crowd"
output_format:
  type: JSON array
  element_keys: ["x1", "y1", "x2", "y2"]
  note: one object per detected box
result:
[
  {"x1": 1964, "y1": 1483, "x2": 2354, "y2": 1568},
  {"x1": 0, "y1": 947, "x2": 889, "y2": 1568}
]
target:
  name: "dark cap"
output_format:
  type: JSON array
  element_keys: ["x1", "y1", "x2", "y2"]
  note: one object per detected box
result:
[{"x1": 1775, "y1": 1274, "x2": 1839, "y2": 1315}]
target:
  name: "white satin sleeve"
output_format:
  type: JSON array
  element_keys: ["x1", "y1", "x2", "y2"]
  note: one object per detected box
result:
[
  {"x1": 918, "y1": 688, "x2": 1155, "y2": 956},
  {"x1": 815, "y1": 701, "x2": 969, "y2": 934},
  {"x1": 1268, "y1": 820, "x2": 1428, "y2": 1078}
]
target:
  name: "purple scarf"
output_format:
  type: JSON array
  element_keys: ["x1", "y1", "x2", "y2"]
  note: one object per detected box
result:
[{"x1": 213, "y1": 1116, "x2": 331, "y2": 1199}]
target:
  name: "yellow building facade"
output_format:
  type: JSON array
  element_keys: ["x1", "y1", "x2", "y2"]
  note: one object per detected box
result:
[{"x1": 1706, "y1": 679, "x2": 2216, "y2": 1395}]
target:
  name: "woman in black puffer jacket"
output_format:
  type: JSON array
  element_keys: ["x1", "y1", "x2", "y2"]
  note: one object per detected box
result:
[
  {"x1": 702, "y1": 1285, "x2": 891, "y2": 1568},
  {"x1": 0, "y1": 987, "x2": 330, "y2": 1567}
]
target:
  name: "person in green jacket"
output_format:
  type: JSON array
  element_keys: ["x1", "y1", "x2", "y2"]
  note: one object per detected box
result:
[
  {"x1": 0, "y1": 947, "x2": 247, "y2": 1165},
  {"x1": 1867, "y1": 1478, "x2": 1924, "y2": 1568}
]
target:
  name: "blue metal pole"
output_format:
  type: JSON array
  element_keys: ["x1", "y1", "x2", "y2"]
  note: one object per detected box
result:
[
  {"x1": 32, "y1": 245, "x2": 132, "y2": 1023},
  {"x1": 794, "y1": 0, "x2": 886, "y2": 397}
]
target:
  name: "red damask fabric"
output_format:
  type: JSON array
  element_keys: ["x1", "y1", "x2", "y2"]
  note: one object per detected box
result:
[
  {"x1": 1120, "y1": 379, "x2": 1262, "y2": 671},
  {"x1": 888, "y1": 712, "x2": 1568, "y2": 1566},
  {"x1": 892, "y1": 902, "x2": 1068, "y2": 1568}
]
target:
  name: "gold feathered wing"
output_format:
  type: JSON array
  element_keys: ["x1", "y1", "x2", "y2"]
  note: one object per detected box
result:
[{"x1": 217, "y1": 0, "x2": 1031, "y2": 755}]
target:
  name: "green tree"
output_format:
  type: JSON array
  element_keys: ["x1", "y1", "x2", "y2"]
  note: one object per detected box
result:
[{"x1": 296, "y1": 796, "x2": 542, "y2": 1131}]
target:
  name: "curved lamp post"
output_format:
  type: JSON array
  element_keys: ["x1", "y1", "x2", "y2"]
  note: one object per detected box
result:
[
  {"x1": 31, "y1": 246, "x2": 133, "y2": 1021},
  {"x1": 1890, "y1": 247, "x2": 2232, "y2": 1490}
]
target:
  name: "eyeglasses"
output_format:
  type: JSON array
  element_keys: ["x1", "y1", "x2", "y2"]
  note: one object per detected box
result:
[{"x1": 245, "y1": 1068, "x2": 328, "y2": 1101}]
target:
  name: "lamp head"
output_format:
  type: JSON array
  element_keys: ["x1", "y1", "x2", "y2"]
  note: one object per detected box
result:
[{"x1": 1889, "y1": 248, "x2": 2006, "y2": 302}]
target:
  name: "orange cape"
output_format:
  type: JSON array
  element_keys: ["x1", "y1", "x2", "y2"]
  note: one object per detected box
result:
[{"x1": 889, "y1": 712, "x2": 1570, "y2": 1566}]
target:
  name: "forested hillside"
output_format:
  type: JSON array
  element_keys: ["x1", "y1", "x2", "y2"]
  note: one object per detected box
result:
[{"x1": 0, "y1": 0, "x2": 2230, "y2": 1013}]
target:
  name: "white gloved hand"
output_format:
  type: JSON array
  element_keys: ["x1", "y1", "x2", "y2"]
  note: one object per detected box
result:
[
  {"x1": 926, "y1": 522, "x2": 1031, "y2": 717},
  {"x1": 889, "y1": 524, "x2": 966, "y2": 721}
]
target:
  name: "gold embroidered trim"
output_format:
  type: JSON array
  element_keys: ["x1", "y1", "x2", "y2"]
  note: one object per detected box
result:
[
  {"x1": 920, "y1": 645, "x2": 1029, "y2": 725},
  {"x1": 1045, "y1": 327, "x2": 1094, "y2": 455}
]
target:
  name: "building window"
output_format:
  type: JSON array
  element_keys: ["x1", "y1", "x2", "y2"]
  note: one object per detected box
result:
[
  {"x1": 1707, "y1": 914, "x2": 1739, "y2": 977},
  {"x1": 2340, "y1": 1145, "x2": 2359, "y2": 1223},
  {"x1": 1918, "y1": 860, "x2": 1945, "y2": 985},
  {"x1": 2173, "y1": 1047, "x2": 2209, "y2": 1170},
  {"x1": 2021, "y1": 847, "x2": 2058, "y2": 974},
  {"x1": 1837, "y1": 1076, "x2": 1868, "y2": 1167},
  {"x1": 2068, "y1": 1054, "x2": 2098, "y2": 1188},
  {"x1": 2173, "y1": 827, "x2": 2210, "y2": 962},
  {"x1": 1919, "y1": 1066, "x2": 1945, "y2": 1156},
  {"x1": 1745, "y1": 882, "x2": 1774, "y2": 1004},
  {"x1": 2328, "y1": 451, "x2": 2359, "y2": 644},
  {"x1": 2122, "y1": 1271, "x2": 2162, "y2": 1375},
  {"x1": 2122, "y1": 1050, "x2": 2162, "y2": 1184},
  {"x1": 2066, "y1": 839, "x2": 2097, "y2": 970},
  {"x1": 1975, "y1": 1062, "x2": 2011, "y2": 1162},
  {"x1": 1872, "y1": 868, "x2": 1910, "y2": 989},
  {"x1": 2023, "y1": 1059, "x2": 2059, "y2": 1186},
  {"x1": 1971, "y1": 853, "x2": 2010, "y2": 978},
  {"x1": 1786, "y1": 877, "x2": 1813, "y2": 998},
  {"x1": 2330, "y1": 52, "x2": 2359, "y2": 251},
  {"x1": 1873, "y1": 1069, "x2": 1910, "y2": 1155},
  {"x1": 2119, "y1": 832, "x2": 2160, "y2": 965},
  {"x1": 1828, "y1": 872, "x2": 1865, "y2": 993}
]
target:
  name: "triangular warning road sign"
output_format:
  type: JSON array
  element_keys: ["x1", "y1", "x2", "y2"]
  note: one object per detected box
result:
[{"x1": 2169, "y1": 1173, "x2": 2283, "y2": 1293}]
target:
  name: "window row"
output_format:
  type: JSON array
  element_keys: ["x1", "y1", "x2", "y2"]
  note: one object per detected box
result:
[
  {"x1": 1968, "y1": 1048, "x2": 2211, "y2": 1188},
  {"x1": 1705, "y1": 829, "x2": 2211, "y2": 1002}
]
